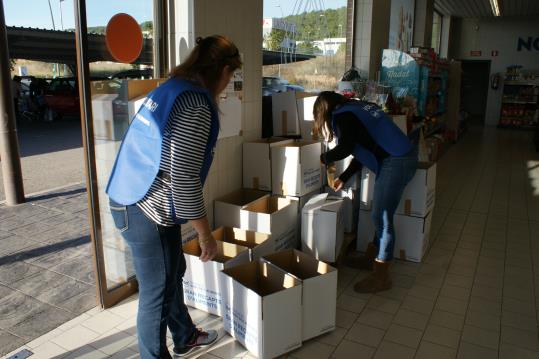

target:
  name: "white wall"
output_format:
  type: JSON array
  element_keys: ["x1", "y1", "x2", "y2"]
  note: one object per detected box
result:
[
  {"x1": 170, "y1": 0, "x2": 263, "y2": 226},
  {"x1": 449, "y1": 17, "x2": 539, "y2": 126}
]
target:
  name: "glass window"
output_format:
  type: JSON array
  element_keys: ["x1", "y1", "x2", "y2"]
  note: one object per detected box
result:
[
  {"x1": 262, "y1": 1, "x2": 350, "y2": 92},
  {"x1": 431, "y1": 10, "x2": 442, "y2": 54}
]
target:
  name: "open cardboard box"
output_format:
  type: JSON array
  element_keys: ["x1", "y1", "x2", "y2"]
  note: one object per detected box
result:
[
  {"x1": 271, "y1": 141, "x2": 322, "y2": 197},
  {"x1": 213, "y1": 226, "x2": 274, "y2": 261},
  {"x1": 243, "y1": 138, "x2": 294, "y2": 191},
  {"x1": 301, "y1": 193, "x2": 345, "y2": 263},
  {"x1": 220, "y1": 261, "x2": 302, "y2": 359},
  {"x1": 214, "y1": 189, "x2": 269, "y2": 229},
  {"x1": 182, "y1": 238, "x2": 249, "y2": 316},
  {"x1": 272, "y1": 91, "x2": 300, "y2": 136},
  {"x1": 240, "y1": 196, "x2": 298, "y2": 251},
  {"x1": 262, "y1": 249, "x2": 337, "y2": 341}
]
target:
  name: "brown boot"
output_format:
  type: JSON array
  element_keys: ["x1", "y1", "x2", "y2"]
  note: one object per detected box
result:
[
  {"x1": 354, "y1": 261, "x2": 392, "y2": 293},
  {"x1": 345, "y1": 242, "x2": 378, "y2": 270}
]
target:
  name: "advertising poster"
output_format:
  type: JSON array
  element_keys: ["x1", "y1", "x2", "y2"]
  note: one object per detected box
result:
[{"x1": 389, "y1": 0, "x2": 415, "y2": 52}]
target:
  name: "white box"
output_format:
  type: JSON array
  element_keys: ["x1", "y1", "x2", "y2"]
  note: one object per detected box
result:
[
  {"x1": 301, "y1": 193, "x2": 345, "y2": 263},
  {"x1": 396, "y1": 162, "x2": 436, "y2": 217},
  {"x1": 297, "y1": 95, "x2": 317, "y2": 140},
  {"x1": 214, "y1": 189, "x2": 269, "y2": 229},
  {"x1": 325, "y1": 186, "x2": 357, "y2": 233},
  {"x1": 271, "y1": 141, "x2": 322, "y2": 197},
  {"x1": 243, "y1": 138, "x2": 293, "y2": 191},
  {"x1": 182, "y1": 238, "x2": 250, "y2": 315},
  {"x1": 357, "y1": 210, "x2": 432, "y2": 262},
  {"x1": 287, "y1": 189, "x2": 322, "y2": 240},
  {"x1": 326, "y1": 140, "x2": 360, "y2": 189},
  {"x1": 127, "y1": 94, "x2": 146, "y2": 123},
  {"x1": 272, "y1": 91, "x2": 300, "y2": 136},
  {"x1": 240, "y1": 196, "x2": 298, "y2": 251},
  {"x1": 221, "y1": 261, "x2": 303, "y2": 359},
  {"x1": 262, "y1": 250, "x2": 337, "y2": 341},
  {"x1": 359, "y1": 162, "x2": 437, "y2": 217},
  {"x1": 92, "y1": 94, "x2": 118, "y2": 140},
  {"x1": 219, "y1": 96, "x2": 242, "y2": 139},
  {"x1": 213, "y1": 226, "x2": 274, "y2": 261}
]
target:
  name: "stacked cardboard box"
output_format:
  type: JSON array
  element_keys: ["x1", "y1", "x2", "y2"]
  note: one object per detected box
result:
[
  {"x1": 357, "y1": 162, "x2": 437, "y2": 262},
  {"x1": 271, "y1": 91, "x2": 318, "y2": 138}
]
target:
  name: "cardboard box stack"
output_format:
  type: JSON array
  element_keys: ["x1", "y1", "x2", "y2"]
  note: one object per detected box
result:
[
  {"x1": 357, "y1": 162, "x2": 437, "y2": 262},
  {"x1": 272, "y1": 91, "x2": 318, "y2": 138},
  {"x1": 243, "y1": 138, "x2": 293, "y2": 191}
]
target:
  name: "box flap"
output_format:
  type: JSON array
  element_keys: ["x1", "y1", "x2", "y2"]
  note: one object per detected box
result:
[
  {"x1": 262, "y1": 249, "x2": 337, "y2": 280},
  {"x1": 183, "y1": 238, "x2": 248, "y2": 264},
  {"x1": 243, "y1": 196, "x2": 293, "y2": 215},
  {"x1": 217, "y1": 227, "x2": 271, "y2": 248},
  {"x1": 215, "y1": 189, "x2": 269, "y2": 206}
]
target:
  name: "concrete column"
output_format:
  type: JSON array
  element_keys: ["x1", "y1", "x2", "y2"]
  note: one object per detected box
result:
[
  {"x1": 440, "y1": 15, "x2": 452, "y2": 58},
  {"x1": 413, "y1": 0, "x2": 434, "y2": 47},
  {"x1": 352, "y1": 0, "x2": 391, "y2": 80}
]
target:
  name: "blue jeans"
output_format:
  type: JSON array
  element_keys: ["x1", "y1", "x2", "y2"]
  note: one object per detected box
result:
[
  {"x1": 371, "y1": 145, "x2": 418, "y2": 261},
  {"x1": 110, "y1": 200, "x2": 196, "y2": 359}
]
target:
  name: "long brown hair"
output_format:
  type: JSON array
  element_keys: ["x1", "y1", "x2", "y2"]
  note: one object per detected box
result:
[
  {"x1": 313, "y1": 91, "x2": 349, "y2": 142},
  {"x1": 170, "y1": 35, "x2": 242, "y2": 98}
]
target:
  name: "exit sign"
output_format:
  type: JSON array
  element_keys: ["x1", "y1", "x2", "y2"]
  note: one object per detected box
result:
[{"x1": 470, "y1": 50, "x2": 482, "y2": 57}]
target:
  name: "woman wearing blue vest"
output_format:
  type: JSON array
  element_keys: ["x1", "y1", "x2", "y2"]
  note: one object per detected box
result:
[
  {"x1": 106, "y1": 36, "x2": 242, "y2": 358},
  {"x1": 314, "y1": 91, "x2": 418, "y2": 293}
]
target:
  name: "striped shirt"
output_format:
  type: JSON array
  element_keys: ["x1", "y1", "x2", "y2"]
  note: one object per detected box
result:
[{"x1": 137, "y1": 91, "x2": 212, "y2": 226}]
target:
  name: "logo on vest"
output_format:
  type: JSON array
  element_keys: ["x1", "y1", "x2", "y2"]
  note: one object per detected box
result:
[{"x1": 143, "y1": 98, "x2": 159, "y2": 112}]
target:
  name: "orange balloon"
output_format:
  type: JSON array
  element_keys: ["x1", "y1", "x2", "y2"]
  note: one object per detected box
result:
[{"x1": 105, "y1": 13, "x2": 143, "y2": 64}]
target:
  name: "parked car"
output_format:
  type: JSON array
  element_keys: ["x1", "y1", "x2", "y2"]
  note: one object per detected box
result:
[
  {"x1": 43, "y1": 77, "x2": 80, "y2": 118},
  {"x1": 110, "y1": 68, "x2": 153, "y2": 80},
  {"x1": 262, "y1": 76, "x2": 304, "y2": 96}
]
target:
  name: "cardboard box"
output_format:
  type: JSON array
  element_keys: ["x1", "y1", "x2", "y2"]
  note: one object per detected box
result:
[
  {"x1": 297, "y1": 95, "x2": 317, "y2": 140},
  {"x1": 92, "y1": 94, "x2": 119, "y2": 140},
  {"x1": 271, "y1": 141, "x2": 322, "y2": 197},
  {"x1": 243, "y1": 138, "x2": 294, "y2": 191},
  {"x1": 272, "y1": 91, "x2": 300, "y2": 136},
  {"x1": 262, "y1": 250, "x2": 337, "y2": 341},
  {"x1": 219, "y1": 96, "x2": 242, "y2": 139},
  {"x1": 127, "y1": 94, "x2": 146, "y2": 123},
  {"x1": 325, "y1": 186, "x2": 358, "y2": 233},
  {"x1": 181, "y1": 222, "x2": 198, "y2": 244},
  {"x1": 221, "y1": 261, "x2": 303, "y2": 359},
  {"x1": 214, "y1": 189, "x2": 269, "y2": 229},
  {"x1": 356, "y1": 210, "x2": 432, "y2": 262},
  {"x1": 182, "y1": 238, "x2": 250, "y2": 315},
  {"x1": 301, "y1": 193, "x2": 345, "y2": 262},
  {"x1": 396, "y1": 162, "x2": 436, "y2": 217},
  {"x1": 360, "y1": 163, "x2": 437, "y2": 217},
  {"x1": 326, "y1": 140, "x2": 360, "y2": 189},
  {"x1": 213, "y1": 226, "x2": 274, "y2": 261},
  {"x1": 240, "y1": 196, "x2": 298, "y2": 251},
  {"x1": 287, "y1": 189, "x2": 322, "y2": 240}
]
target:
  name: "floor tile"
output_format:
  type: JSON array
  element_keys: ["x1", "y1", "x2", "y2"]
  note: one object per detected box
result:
[
  {"x1": 335, "y1": 309, "x2": 358, "y2": 329},
  {"x1": 366, "y1": 296, "x2": 401, "y2": 315},
  {"x1": 502, "y1": 297, "x2": 537, "y2": 317},
  {"x1": 0, "y1": 330, "x2": 25, "y2": 357},
  {"x1": 383, "y1": 324, "x2": 422, "y2": 349},
  {"x1": 316, "y1": 327, "x2": 347, "y2": 347},
  {"x1": 289, "y1": 340, "x2": 334, "y2": 359},
  {"x1": 51, "y1": 325, "x2": 100, "y2": 351},
  {"x1": 357, "y1": 309, "x2": 394, "y2": 330},
  {"x1": 435, "y1": 296, "x2": 468, "y2": 316},
  {"x1": 345, "y1": 323, "x2": 385, "y2": 348},
  {"x1": 81, "y1": 310, "x2": 126, "y2": 334},
  {"x1": 440, "y1": 284, "x2": 471, "y2": 301},
  {"x1": 461, "y1": 324, "x2": 499, "y2": 350},
  {"x1": 400, "y1": 295, "x2": 434, "y2": 316},
  {"x1": 373, "y1": 341, "x2": 415, "y2": 359},
  {"x1": 499, "y1": 343, "x2": 539, "y2": 359},
  {"x1": 501, "y1": 325, "x2": 539, "y2": 351},
  {"x1": 30, "y1": 341, "x2": 69, "y2": 359},
  {"x1": 407, "y1": 284, "x2": 440, "y2": 301},
  {"x1": 465, "y1": 311, "x2": 500, "y2": 332},
  {"x1": 415, "y1": 341, "x2": 457, "y2": 359},
  {"x1": 423, "y1": 324, "x2": 461, "y2": 349},
  {"x1": 457, "y1": 341, "x2": 498, "y2": 359},
  {"x1": 501, "y1": 310, "x2": 538, "y2": 332},
  {"x1": 62, "y1": 345, "x2": 108, "y2": 359},
  {"x1": 88, "y1": 328, "x2": 137, "y2": 355},
  {"x1": 444, "y1": 274, "x2": 474, "y2": 289},
  {"x1": 333, "y1": 339, "x2": 375, "y2": 359},
  {"x1": 392, "y1": 308, "x2": 429, "y2": 330},
  {"x1": 467, "y1": 297, "x2": 502, "y2": 316}
]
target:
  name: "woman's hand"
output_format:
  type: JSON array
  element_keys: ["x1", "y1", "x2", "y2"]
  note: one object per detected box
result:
[
  {"x1": 198, "y1": 234, "x2": 218, "y2": 262},
  {"x1": 333, "y1": 178, "x2": 344, "y2": 192}
]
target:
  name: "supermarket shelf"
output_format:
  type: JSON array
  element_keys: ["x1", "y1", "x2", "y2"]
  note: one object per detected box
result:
[
  {"x1": 502, "y1": 100, "x2": 537, "y2": 105},
  {"x1": 504, "y1": 81, "x2": 539, "y2": 86},
  {"x1": 497, "y1": 124, "x2": 538, "y2": 131},
  {"x1": 423, "y1": 122, "x2": 446, "y2": 138}
]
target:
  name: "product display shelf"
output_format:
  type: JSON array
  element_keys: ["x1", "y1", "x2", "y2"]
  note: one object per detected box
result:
[{"x1": 498, "y1": 77, "x2": 539, "y2": 130}]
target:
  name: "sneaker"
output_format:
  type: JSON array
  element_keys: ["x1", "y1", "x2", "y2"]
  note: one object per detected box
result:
[{"x1": 173, "y1": 328, "x2": 218, "y2": 357}]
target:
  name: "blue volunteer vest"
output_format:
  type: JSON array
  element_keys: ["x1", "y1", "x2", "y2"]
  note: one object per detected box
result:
[
  {"x1": 332, "y1": 102, "x2": 412, "y2": 174},
  {"x1": 106, "y1": 78, "x2": 219, "y2": 222}
]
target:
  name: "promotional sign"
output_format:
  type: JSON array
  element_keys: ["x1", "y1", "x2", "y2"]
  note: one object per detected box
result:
[{"x1": 388, "y1": 0, "x2": 415, "y2": 52}]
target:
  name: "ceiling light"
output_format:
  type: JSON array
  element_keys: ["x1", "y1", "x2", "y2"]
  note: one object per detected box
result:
[{"x1": 489, "y1": 0, "x2": 500, "y2": 16}]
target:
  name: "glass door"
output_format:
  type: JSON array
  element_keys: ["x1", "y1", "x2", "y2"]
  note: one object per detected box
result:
[{"x1": 73, "y1": 0, "x2": 166, "y2": 308}]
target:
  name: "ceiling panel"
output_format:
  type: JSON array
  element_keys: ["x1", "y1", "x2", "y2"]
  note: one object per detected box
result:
[{"x1": 435, "y1": 0, "x2": 539, "y2": 17}]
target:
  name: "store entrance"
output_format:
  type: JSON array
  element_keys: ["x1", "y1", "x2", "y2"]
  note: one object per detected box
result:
[{"x1": 460, "y1": 60, "x2": 491, "y2": 125}]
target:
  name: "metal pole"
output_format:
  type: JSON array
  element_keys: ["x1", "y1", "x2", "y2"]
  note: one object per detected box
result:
[
  {"x1": 59, "y1": 0, "x2": 65, "y2": 30},
  {"x1": 73, "y1": 0, "x2": 106, "y2": 307},
  {"x1": 0, "y1": 0, "x2": 25, "y2": 205}
]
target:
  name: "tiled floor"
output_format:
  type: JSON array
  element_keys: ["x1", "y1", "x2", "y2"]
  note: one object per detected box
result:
[{"x1": 3, "y1": 126, "x2": 539, "y2": 358}]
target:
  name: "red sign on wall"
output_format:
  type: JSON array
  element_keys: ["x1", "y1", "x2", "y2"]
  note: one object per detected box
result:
[{"x1": 470, "y1": 50, "x2": 482, "y2": 57}]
